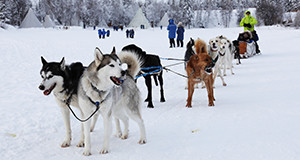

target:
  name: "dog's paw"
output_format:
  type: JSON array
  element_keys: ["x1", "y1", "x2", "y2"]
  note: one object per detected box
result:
[
  {"x1": 138, "y1": 138, "x2": 147, "y2": 144},
  {"x1": 186, "y1": 104, "x2": 192, "y2": 108},
  {"x1": 121, "y1": 134, "x2": 128, "y2": 140},
  {"x1": 114, "y1": 131, "x2": 122, "y2": 138},
  {"x1": 61, "y1": 139, "x2": 71, "y2": 148},
  {"x1": 208, "y1": 103, "x2": 215, "y2": 107},
  {"x1": 76, "y1": 141, "x2": 85, "y2": 147},
  {"x1": 99, "y1": 148, "x2": 109, "y2": 154},
  {"x1": 83, "y1": 150, "x2": 91, "y2": 156},
  {"x1": 223, "y1": 83, "x2": 227, "y2": 86}
]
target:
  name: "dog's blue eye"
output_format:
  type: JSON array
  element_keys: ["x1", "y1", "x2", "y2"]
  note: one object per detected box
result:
[
  {"x1": 48, "y1": 75, "x2": 53, "y2": 79},
  {"x1": 109, "y1": 64, "x2": 114, "y2": 67}
]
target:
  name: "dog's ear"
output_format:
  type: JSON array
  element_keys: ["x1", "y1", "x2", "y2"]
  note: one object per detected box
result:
[
  {"x1": 111, "y1": 47, "x2": 116, "y2": 55},
  {"x1": 95, "y1": 47, "x2": 104, "y2": 66},
  {"x1": 41, "y1": 56, "x2": 47, "y2": 65},
  {"x1": 60, "y1": 57, "x2": 65, "y2": 70}
]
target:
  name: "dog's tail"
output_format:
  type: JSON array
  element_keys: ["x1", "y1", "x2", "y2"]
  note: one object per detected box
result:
[
  {"x1": 118, "y1": 50, "x2": 142, "y2": 78},
  {"x1": 195, "y1": 38, "x2": 208, "y2": 54}
]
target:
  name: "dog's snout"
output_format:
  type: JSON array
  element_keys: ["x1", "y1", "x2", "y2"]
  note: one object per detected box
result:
[
  {"x1": 121, "y1": 70, "x2": 126, "y2": 76},
  {"x1": 39, "y1": 85, "x2": 45, "y2": 90}
]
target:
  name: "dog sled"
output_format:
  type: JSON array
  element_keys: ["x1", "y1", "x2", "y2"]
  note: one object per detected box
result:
[{"x1": 233, "y1": 30, "x2": 259, "y2": 59}]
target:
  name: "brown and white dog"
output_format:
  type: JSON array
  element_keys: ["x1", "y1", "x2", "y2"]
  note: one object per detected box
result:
[{"x1": 186, "y1": 39, "x2": 218, "y2": 107}]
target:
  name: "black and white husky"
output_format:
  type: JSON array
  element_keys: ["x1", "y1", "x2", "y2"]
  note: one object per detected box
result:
[
  {"x1": 78, "y1": 47, "x2": 146, "y2": 156},
  {"x1": 38, "y1": 57, "x2": 100, "y2": 147}
]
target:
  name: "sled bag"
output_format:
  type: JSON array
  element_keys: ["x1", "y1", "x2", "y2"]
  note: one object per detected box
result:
[{"x1": 239, "y1": 42, "x2": 247, "y2": 54}]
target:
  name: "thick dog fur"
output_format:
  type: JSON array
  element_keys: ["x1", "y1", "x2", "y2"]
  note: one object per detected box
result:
[
  {"x1": 38, "y1": 57, "x2": 101, "y2": 148},
  {"x1": 78, "y1": 47, "x2": 146, "y2": 156},
  {"x1": 208, "y1": 37, "x2": 227, "y2": 87},
  {"x1": 184, "y1": 38, "x2": 199, "y2": 89},
  {"x1": 122, "y1": 44, "x2": 165, "y2": 108},
  {"x1": 218, "y1": 37, "x2": 234, "y2": 76},
  {"x1": 186, "y1": 39, "x2": 216, "y2": 107},
  {"x1": 232, "y1": 40, "x2": 241, "y2": 64}
]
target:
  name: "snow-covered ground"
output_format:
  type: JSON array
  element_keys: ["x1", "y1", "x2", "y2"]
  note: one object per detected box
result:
[{"x1": 1, "y1": 26, "x2": 300, "y2": 160}]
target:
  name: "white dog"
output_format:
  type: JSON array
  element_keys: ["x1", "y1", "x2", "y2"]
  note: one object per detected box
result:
[
  {"x1": 208, "y1": 37, "x2": 227, "y2": 87},
  {"x1": 218, "y1": 38, "x2": 234, "y2": 76}
]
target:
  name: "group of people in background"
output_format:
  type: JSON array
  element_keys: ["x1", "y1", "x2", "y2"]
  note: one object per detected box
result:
[
  {"x1": 167, "y1": 10, "x2": 260, "y2": 53},
  {"x1": 167, "y1": 19, "x2": 185, "y2": 48},
  {"x1": 98, "y1": 28, "x2": 110, "y2": 39},
  {"x1": 126, "y1": 29, "x2": 135, "y2": 39}
]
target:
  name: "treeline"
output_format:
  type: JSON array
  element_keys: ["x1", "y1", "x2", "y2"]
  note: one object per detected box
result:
[{"x1": 0, "y1": 0, "x2": 299, "y2": 28}]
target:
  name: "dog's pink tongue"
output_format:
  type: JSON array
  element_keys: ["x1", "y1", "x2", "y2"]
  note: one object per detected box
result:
[{"x1": 43, "y1": 90, "x2": 50, "y2": 96}]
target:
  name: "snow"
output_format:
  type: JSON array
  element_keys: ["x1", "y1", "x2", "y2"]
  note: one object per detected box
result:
[{"x1": 1, "y1": 26, "x2": 300, "y2": 160}]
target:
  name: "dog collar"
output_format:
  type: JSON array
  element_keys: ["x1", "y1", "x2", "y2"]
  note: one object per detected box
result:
[
  {"x1": 91, "y1": 83, "x2": 105, "y2": 96},
  {"x1": 219, "y1": 51, "x2": 225, "y2": 56}
]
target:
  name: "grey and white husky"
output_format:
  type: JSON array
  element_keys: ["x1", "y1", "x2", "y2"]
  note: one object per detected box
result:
[
  {"x1": 78, "y1": 47, "x2": 146, "y2": 156},
  {"x1": 38, "y1": 57, "x2": 100, "y2": 147}
]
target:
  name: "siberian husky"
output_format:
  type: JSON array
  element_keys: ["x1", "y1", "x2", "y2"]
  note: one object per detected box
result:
[
  {"x1": 38, "y1": 57, "x2": 100, "y2": 148},
  {"x1": 78, "y1": 47, "x2": 146, "y2": 156}
]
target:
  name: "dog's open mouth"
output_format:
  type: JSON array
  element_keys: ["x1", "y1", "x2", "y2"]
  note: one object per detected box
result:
[
  {"x1": 110, "y1": 76, "x2": 123, "y2": 86},
  {"x1": 43, "y1": 83, "x2": 56, "y2": 96},
  {"x1": 205, "y1": 66, "x2": 212, "y2": 74}
]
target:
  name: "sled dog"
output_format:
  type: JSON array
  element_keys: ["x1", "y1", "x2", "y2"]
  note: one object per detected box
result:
[
  {"x1": 186, "y1": 39, "x2": 218, "y2": 107},
  {"x1": 184, "y1": 38, "x2": 199, "y2": 89},
  {"x1": 38, "y1": 57, "x2": 100, "y2": 147},
  {"x1": 208, "y1": 37, "x2": 227, "y2": 87},
  {"x1": 78, "y1": 47, "x2": 146, "y2": 156},
  {"x1": 218, "y1": 37, "x2": 234, "y2": 76},
  {"x1": 122, "y1": 44, "x2": 165, "y2": 108}
]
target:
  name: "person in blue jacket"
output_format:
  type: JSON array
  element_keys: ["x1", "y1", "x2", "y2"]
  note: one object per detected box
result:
[
  {"x1": 167, "y1": 19, "x2": 177, "y2": 48},
  {"x1": 102, "y1": 29, "x2": 106, "y2": 39},
  {"x1": 176, "y1": 22, "x2": 185, "y2": 47},
  {"x1": 98, "y1": 29, "x2": 102, "y2": 39}
]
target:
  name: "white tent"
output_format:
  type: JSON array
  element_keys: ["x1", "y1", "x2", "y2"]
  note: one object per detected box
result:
[
  {"x1": 20, "y1": 8, "x2": 43, "y2": 28},
  {"x1": 43, "y1": 15, "x2": 55, "y2": 28},
  {"x1": 128, "y1": 8, "x2": 151, "y2": 29},
  {"x1": 158, "y1": 13, "x2": 169, "y2": 27}
]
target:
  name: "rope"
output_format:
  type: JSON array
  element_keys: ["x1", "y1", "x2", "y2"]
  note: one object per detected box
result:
[
  {"x1": 160, "y1": 57, "x2": 186, "y2": 61},
  {"x1": 65, "y1": 94, "x2": 102, "y2": 122}
]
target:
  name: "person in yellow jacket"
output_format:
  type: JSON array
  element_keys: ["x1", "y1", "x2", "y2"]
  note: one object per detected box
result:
[
  {"x1": 240, "y1": 10, "x2": 257, "y2": 31},
  {"x1": 239, "y1": 10, "x2": 260, "y2": 53}
]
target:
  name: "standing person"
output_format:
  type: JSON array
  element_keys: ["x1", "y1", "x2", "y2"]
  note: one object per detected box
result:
[
  {"x1": 102, "y1": 29, "x2": 106, "y2": 39},
  {"x1": 98, "y1": 29, "x2": 102, "y2": 39},
  {"x1": 106, "y1": 29, "x2": 110, "y2": 37},
  {"x1": 239, "y1": 10, "x2": 260, "y2": 53},
  {"x1": 126, "y1": 29, "x2": 130, "y2": 38},
  {"x1": 130, "y1": 29, "x2": 135, "y2": 38},
  {"x1": 176, "y1": 22, "x2": 185, "y2": 47},
  {"x1": 167, "y1": 19, "x2": 177, "y2": 48}
]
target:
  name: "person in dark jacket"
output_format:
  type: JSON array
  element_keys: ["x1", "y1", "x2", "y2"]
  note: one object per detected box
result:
[
  {"x1": 167, "y1": 19, "x2": 177, "y2": 48},
  {"x1": 98, "y1": 29, "x2": 102, "y2": 39},
  {"x1": 130, "y1": 29, "x2": 135, "y2": 38},
  {"x1": 176, "y1": 22, "x2": 185, "y2": 47},
  {"x1": 106, "y1": 30, "x2": 110, "y2": 37},
  {"x1": 126, "y1": 29, "x2": 130, "y2": 38}
]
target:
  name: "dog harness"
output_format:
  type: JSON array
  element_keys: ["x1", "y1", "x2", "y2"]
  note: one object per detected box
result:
[{"x1": 63, "y1": 84, "x2": 106, "y2": 122}]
